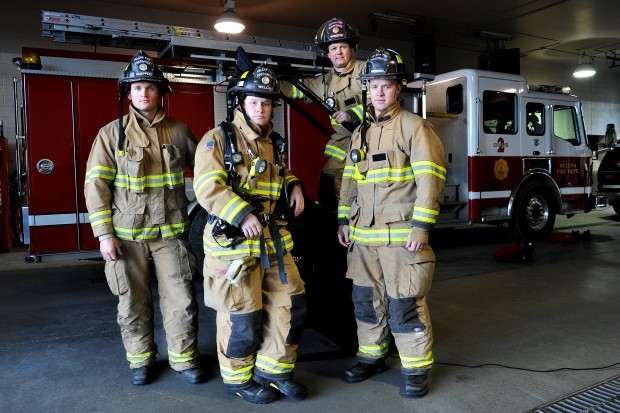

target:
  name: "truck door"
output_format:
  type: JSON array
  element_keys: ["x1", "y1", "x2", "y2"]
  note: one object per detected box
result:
[{"x1": 521, "y1": 100, "x2": 550, "y2": 157}]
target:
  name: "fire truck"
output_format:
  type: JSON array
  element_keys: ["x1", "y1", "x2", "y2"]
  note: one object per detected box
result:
[
  {"x1": 411, "y1": 70, "x2": 600, "y2": 240},
  {"x1": 13, "y1": 11, "x2": 600, "y2": 263}
]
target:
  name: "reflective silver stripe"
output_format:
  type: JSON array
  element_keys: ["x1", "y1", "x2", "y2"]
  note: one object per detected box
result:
[
  {"x1": 469, "y1": 190, "x2": 511, "y2": 199},
  {"x1": 560, "y1": 187, "x2": 587, "y2": 195},
  {"x1": 28, "y1": 213, "x2": 78, "y2": 226}
]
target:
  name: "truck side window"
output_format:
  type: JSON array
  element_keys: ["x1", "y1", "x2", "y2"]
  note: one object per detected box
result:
[
  {"x1": 526, "y1": 102, "x2": 545, "y2": 136},
  {"x1": 553, "y1": 105, "x2": 580, "y2": 145},
  {"x1": 483, "y1": 91, "x2": 517, "y2": 134},
  {"x1": 446, "y1": 84, "x2": 463, "y2": 114}
]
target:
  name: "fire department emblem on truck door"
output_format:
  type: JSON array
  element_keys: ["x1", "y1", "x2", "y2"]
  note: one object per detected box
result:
[
  {"x1": 494, "y1": 137, "x2": 508, "y2": 152},
  {"x1": 36, "y1": 159, "x2": 54, "y2": 175},
  {"x1": 494, "y1": 158, "x2": 508, "y2": 181}
]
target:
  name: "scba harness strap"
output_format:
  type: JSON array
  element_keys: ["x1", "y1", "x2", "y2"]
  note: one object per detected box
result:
[{"x1": 214, "y1": 121, "x2": 289, "y2": 284}]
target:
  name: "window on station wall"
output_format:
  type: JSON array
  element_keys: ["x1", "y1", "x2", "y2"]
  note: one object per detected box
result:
[
  {"x1": 482, "y1": 90, "x2": 517, "y2": 134},
  {"x1": 526, "y1": 102, "x2": 545, "y2": 136},
  {"x1": 553, "y1": 105, "x2": 580, "y2": 146}
]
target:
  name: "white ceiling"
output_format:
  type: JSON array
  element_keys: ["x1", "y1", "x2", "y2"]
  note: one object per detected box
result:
[{"x1": 92, "y1": 0, "x2": 620, "y2": 66}]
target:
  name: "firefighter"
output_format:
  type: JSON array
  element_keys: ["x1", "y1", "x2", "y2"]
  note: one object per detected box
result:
[
  {"x1": 281, "y1": 17, "x2": 365, "y2": 211},
  {"x1": 337, "y1": 48, "x2": 447, "y2": 398},
  {"x1": 193, "y1": 65, "x2": 307, "y2": 404},
  {"x1": 84, "y1": 51, "x2": 206, "y2": 386}
]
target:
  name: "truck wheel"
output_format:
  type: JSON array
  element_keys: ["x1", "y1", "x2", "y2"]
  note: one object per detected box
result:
[
  {"x1": 613, "y1": 196, "x2": 620, "y2": 214},
  {"x1": 189, "y1": 207, "x2": 208, "y2": 275},
  {"x1": 511, "y1": 183, "x2": 556, "y2": 241}
]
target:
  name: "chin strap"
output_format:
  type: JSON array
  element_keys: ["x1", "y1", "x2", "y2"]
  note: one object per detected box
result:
[{"x1": 117, "y1": 93, "x2": 126, "y2": 157}]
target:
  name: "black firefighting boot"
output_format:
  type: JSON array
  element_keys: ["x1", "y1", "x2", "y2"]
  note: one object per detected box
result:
[
  {"x1": 254, "y1": 374, "x2": 308, "y2": 400},
  {"x1": 226, "y1": 380, "x2": 278, "y2": 404},
  {"x1": 343, "y1": 358, "x2": 388, "y2": 383},
  {"x1": 179, "y1": 366, "x2": 208, "y2": 384},
  {"x1": 400, "y1": 371, "x2": 429, "y2": 398},
  {"x1": 130, "y1": 366, "x2": 154, "y2": 385}
]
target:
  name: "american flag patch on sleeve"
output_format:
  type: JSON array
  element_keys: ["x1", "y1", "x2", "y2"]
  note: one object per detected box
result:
[{"x1": 204, "y1": 140, "x2": 215, "y2": 152}]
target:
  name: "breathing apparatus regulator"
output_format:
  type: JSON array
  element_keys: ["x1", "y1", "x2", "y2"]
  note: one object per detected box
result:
[
  {"x1": 350, "y1": 48, "x2": 414, "y2": 164},
  {"x1": 116, "y1": 51, "x2": 171, "y2": 156}
]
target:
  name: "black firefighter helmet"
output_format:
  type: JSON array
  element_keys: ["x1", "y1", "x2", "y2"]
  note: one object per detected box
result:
[
  {"x1": 359, "y1": 48, "x2": 414, "y2": 84},
  {"x1": 118, "y1": 50, "x2": 171, "y2": 94},
  {"x1": 315, "y1": 18, "x2": 360, "y2": 52},
  {"x1": 228, "y1": 64, "x2": 281, "y2": 106}
]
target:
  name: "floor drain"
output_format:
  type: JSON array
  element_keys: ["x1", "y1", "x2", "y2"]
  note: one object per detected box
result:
[{"x1": 526, "y1": 375, "x2": 620, "y2": 413}]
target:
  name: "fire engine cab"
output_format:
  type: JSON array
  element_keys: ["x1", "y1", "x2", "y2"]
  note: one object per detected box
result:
[{"x1": 411, "y1": 69, "x2": 598, "y2": 240}]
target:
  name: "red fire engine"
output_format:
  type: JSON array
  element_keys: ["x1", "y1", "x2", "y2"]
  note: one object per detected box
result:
[{"x1": 411, "y1": 69, "x2": 601, "y2": 240}]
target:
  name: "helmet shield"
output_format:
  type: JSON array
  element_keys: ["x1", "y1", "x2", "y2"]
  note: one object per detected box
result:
[
  {"x1": 359, "y1": 48, "x2": 414, "y2": 82},
  {"x1": 118, "y1": 50, "x2": 171, "y2": 94},
  {"x1": 315, "y1": 18, "x2": 360, "y2": 51},
  {"x1": 229, "y1": 64, "x2": 281, "y2": 105}
]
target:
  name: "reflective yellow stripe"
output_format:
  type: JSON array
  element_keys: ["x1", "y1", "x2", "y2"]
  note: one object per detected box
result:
[
  {"x1": 218, "y1": 195, "x2": 249, "y2": 223},
  {"x1": 411, "y1": 161, "x2": 446, "y2": 180},
  {"x1": 291, "y1": 85, "x2": 305, "y2": 99},
  {"x1": 412, "y1": 206, "x2": 439, "y2": 225},
  {"x1": 220, "y1": 364, "x2": 254, "y2": 382},
  {"x1": 126, "y1": 350, "x2": 155, "y2": 363},
  {"x1": 194, "y1": 169, "x2": 227, "y2": 197},
  {"x1": 168, "y1": 348, "x2": 198, "y2": 363},
  {"x1": 337, "y1": 205, "x2": 351, "y2": 220},
  {"x1": 85, "y1": 165, "x2": 116, "y2": 183},
  {"x1": 114, "y1": 221, "x2": 189, "y2": 240},
  {"x1": 256, "y1": 354, "x2": 294, "y2": 374},
  {"x1": 204, "y1": 232, "x2": 294, "y2": 256},
  {"x1": 349, "y1": 105, "x2": 364, "y2": 121},
  {"x1": 400, "y1": 351, "x2": 434, "y2": 369},
  {"x1": 324, "y1": 144, "x2": 347, "y2": 161},
  {"x1": 359, "y1": 341, "x2": 389, "y2": 358},
  {"x1": 343, "y1": 164, "x2": 365, "y2": 181},
  {"x1": 246, "y1": 180, "x2": 282, "y2": 198},
  {"x1": 357, "y1": 166, "x2": 414, "y2": 184},
  {"x1": 114, "y1": 171, "x2": 184, "y2": 191},
  {"x1": 285, "y1": 174, "x2": 299, "y2": 185},
  {"x1": 89, "y1": 209, "x2": 112, "y2": 226},
  {"x1": 349, "y1": 226, "x2": 410, "y2": 243}
]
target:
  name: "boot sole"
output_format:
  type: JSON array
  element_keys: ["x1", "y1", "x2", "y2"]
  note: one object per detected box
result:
[
  {"x1": 400, "y1": 387, "x2": 428, "y2": 398},
  {"x1": 254, "y1": 376, "x2": 308, "y2": 400},
  {"x1": 343, "y1": 363, "x2": 389, "y2": 384},
  {"x1": 226, "y1": 387, "x2": 277, "y2": 404}
]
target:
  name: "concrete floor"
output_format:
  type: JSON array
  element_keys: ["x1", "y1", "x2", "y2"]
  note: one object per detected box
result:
[{"x1": 1, "y1": 209, "x2": 619, "y2": 413}]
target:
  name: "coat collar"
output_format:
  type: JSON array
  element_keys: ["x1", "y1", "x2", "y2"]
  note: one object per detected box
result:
[{"x1": 368, "y1": 102, "x2": 402, "y2": 125}]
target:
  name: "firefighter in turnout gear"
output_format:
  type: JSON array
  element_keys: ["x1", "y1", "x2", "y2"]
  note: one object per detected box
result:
[
  {"x1": 193, "y1": 65, "x2": 308, "y2": 404},
  {"x1": 337, "y1": 48, "x2": 446, "y2": 398},
  {"x1": 281, "y1": 17, "x2": 365, "y2": 211},
  {"x1": 84, "y1": 51, "x2": 206, "y2": 386}
]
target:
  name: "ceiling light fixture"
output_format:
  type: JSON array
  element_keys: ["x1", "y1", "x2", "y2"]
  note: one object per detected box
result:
[
  {"x1": 214, "y1": 0, "x2": 245, "y2": 34},
  {"x1": 573, "y1": 49, "x2": 596, "y2": 78}
]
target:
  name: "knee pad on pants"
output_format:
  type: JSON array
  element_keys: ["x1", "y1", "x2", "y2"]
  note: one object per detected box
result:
[{"x1": 226, "y1": 310, "x2": 262, "y2": 358}]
